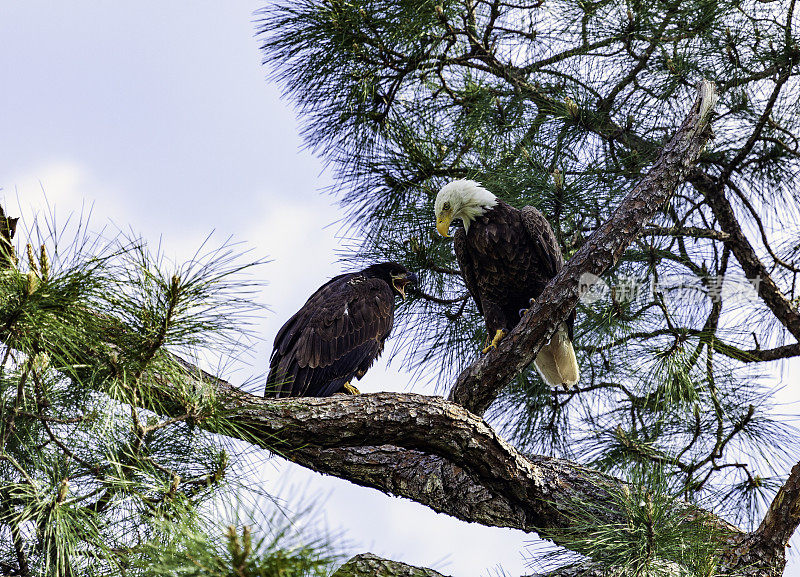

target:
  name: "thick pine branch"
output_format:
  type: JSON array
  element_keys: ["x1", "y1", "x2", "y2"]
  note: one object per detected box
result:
[
  {"x1": 330, "y1": 553, "x2": 607, "y2": 577},
  {"x1": 332, "y1": 553, "x2": 451, "y2": 577},
  {"x1": 448, "y1": 80, "x2": 718, "y2": 415},
  {"x1": 188, "y1": 382, "x2": 649, "y2": 537},
  {"x1": 171, "y1": 358, "x2": 798, "y2": 577},
  {"x1": 748, "y1": 461, "x2": 800, "y2": 561},
  {"x1": 155, "y1": 360, "x2": 744, "y2": 553},
  {"x1": 718, "y1": 341, "x2": 800, "y2": 363}
]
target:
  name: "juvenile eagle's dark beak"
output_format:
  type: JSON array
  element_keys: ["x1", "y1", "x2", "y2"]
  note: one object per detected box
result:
[{"x1": 392, "y1": 272, "x2": 418, "y2": 300}]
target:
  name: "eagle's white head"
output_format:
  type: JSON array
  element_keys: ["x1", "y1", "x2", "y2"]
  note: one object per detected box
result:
[{"x1": 434, "y1": 179, "x2": 498, "y2": 236}]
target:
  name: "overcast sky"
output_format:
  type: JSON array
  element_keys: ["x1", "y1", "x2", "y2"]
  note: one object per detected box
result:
[{"x1": 2, "y1": 2, "x2": 797, "y2": 576}]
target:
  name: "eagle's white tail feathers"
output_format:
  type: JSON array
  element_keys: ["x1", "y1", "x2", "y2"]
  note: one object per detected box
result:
[{"x1": 534, "y1": 323, "x2": 579, "y2": 388}]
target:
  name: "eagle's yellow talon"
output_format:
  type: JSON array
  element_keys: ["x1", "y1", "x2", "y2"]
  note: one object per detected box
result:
[
  {"x1": 519, "y1": 297, "x2": 537, "y2": 317},
  {"x1": 342, "y1": 382, "x2": 361, "y2": 395},
  {"x1": 481, "y1": 329, "x2": 507, "y2": 354}
]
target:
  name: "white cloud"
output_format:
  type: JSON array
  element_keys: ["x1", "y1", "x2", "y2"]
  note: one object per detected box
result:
[
  {"x1": 5, "y1": 159, "x2": 124, "y2": 233},
  {"x1": 245, "y1": 193, "x2": 341, "y2": 310}
]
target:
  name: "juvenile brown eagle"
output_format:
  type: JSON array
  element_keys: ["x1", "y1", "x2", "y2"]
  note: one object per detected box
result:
[
  {"x1": 434, "y1": 179, "x2": 579, "y2": 388},
  {"x1": 265, "y1": 262, "x2": 417, "y2": 397}
]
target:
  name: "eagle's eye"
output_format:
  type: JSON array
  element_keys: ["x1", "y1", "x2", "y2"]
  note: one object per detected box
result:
[{"x1": 443, "y1": 201, "x2": 451, "y2": 211}]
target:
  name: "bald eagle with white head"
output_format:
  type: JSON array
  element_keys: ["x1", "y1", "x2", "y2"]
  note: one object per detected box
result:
[{"x1": 434, "y1": 179, "x2": 579, "y2": 388}]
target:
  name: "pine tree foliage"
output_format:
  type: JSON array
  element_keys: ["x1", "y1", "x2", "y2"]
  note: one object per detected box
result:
[
  {"x1": 133, "y1": 501, "x2": 341, "y2": 576},
  {"x1": 0, "y1": 218, "x2": 337, "y2": 576},
  {"x1": 257, "y1": 0, "x2": 800, "y2": 560},
  {"x1": 535, "y1": 465, "x2": 729, "y2": 576}
]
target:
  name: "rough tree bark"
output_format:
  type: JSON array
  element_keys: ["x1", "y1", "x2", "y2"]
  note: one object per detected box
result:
[
  {"x1": 720, "y1": 462, "x2": 800, "y2": 577},
  {"x1": 171, "y1": 379, "x2": 740, "y2": 541},
  {"x1": 166, "y1": 361, "x2": 792, "y2": 577},
  {"x1": 331, "y1": 552, "x2": 451, "y2": 577},
  {"x1": 6, "y1": 81, "x2": 800, "y2": 576}
]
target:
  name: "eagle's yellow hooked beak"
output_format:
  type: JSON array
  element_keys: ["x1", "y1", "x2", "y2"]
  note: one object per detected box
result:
[{"x1": 436, "y1": 213, "x2": 453, "y2": 238}]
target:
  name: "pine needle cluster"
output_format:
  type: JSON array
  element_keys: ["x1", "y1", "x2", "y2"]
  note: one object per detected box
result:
[
  {"x1": 538, "y1": 466, "x2": 729, "y2": 576},
  {"x1": 0, "y1": 217, "x2": 335, "y2": 575}
]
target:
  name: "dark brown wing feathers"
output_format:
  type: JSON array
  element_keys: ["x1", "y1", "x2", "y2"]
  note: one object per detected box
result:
[
  {"x1": 520, "y1": 205, "x2": 563, "y2": 276},
  {"x1": 266, "y1": 274, "x2": 395, "y2": 397},
  {"x1": 453, "y1": 200, "x2": 569, "y2": 337},
  {"x1": 454, "y1": 229, "x2": 483, "y2": 315}
]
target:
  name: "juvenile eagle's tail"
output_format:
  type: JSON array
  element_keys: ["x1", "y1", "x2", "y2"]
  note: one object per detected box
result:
[{"x1": 534, "y1": 322, "x2": 579, "y2": 388}]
